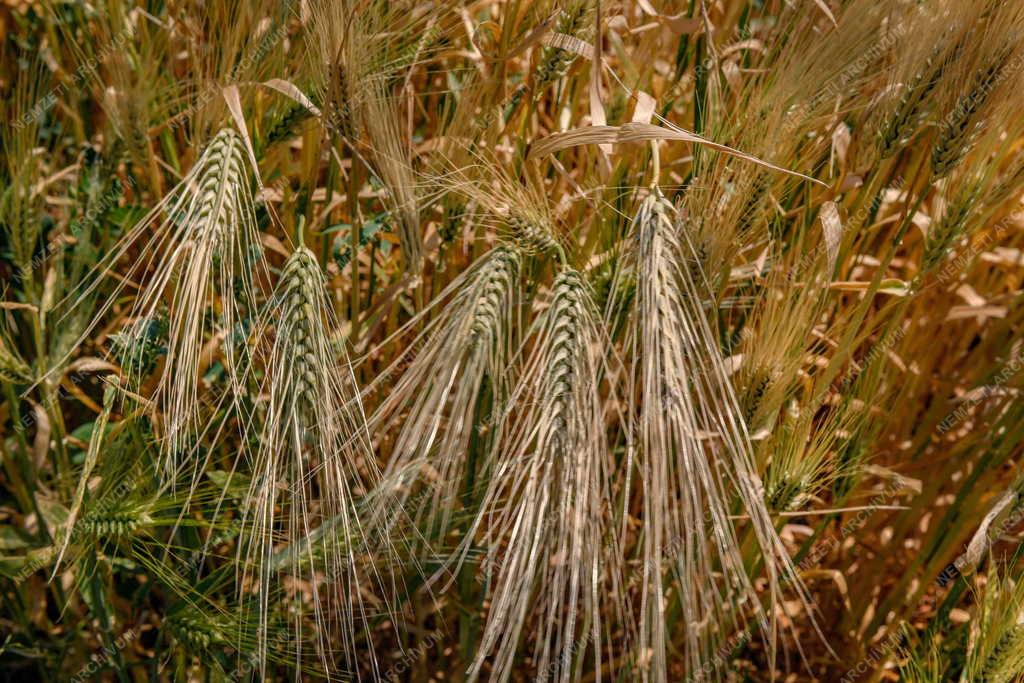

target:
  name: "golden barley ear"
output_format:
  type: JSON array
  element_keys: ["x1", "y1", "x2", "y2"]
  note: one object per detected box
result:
[
  {"x1": 367, "y1": 246, "x2": 522, "y2": 540},
  {"x1": 626, "y1": 190, "x2": 820, "y2": 681},
  {"x1": 236, "y1": 245, "x2": 400, "y2": 680},
  {"x1": 428, "y1": 153, "x2": 567, "y2": 261},
  {"x1": 57, "y1": 127, "x2": 266, "y2": 478}
]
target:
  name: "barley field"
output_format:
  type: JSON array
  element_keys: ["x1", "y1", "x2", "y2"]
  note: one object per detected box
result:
[{"x1": 2, "y1": 0, "x2": 1024, "y2": 681}]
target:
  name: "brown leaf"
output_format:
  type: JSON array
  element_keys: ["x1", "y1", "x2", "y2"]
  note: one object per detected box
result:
[{"x1": 29, "y1": 400, "x2": 50, "y2": 471}]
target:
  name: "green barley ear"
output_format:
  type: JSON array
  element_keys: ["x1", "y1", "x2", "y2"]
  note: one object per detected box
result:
[
  {"x1": 980, "y1": 625, "x2": 1024, "y2": 683},
  {"x1": 110, "y1": 315, "x2": 168, "y2": 386},
  {"x1": 456, "y1": 267, "x2": 616, "y2": 683},
  {"x1": 535, "y1": 1, "x2": 593, "y2": 92},
  {"x1": 734, "y1": 268, "x2": 827, "y2": 435},
  {"x1": 506, "y1": 213, "x2": 564, "y2": 258},
  {"x1": 266, "y1": 102, "x2": 312, "y2": 148},
  {"x1": 501, "y1": 3, "x2": 593, "y2": 120},
  {"x1": 79, "y1": 498, "x2": 152, "y2": 541},
  {"x1": 325, "y1": 62, "x2": 359, "y2": 140},
  {"x1": 984, "y1": 151, "x2": 1024, "y2": 210},
  {"x1": 237, "y1": 244, "x2": 399, "y2": 681},
  {"x1": 165, "y1": 604, "x2": 229, "y2": 654},
  {"x1": 961, "y1": 562, "x2": 1024, "y2": 683},
  {"x1": 736, "y1": 172, "x2": 772, "y2": 235},
  {"x1": 877, "y1": 46, "x2": 949, "y2": 159},
  {"x1": 739, "y1": 365, "x2": 773, "y2": 425},
  {"x1": 467, "y1": 248, "x2": 521, "y2": 350},
  {"x1": 331, "y1": 217, "x2": 390, "y2": 271},
  {"x1": 439, "y1": 194, "x2": 467, "y2": 243},
  {"x1": 0, "y1": 336, "x2": 31, "y2": 384},
  {"x1": 0, "y1": 61, "x2": 47, "y2": 278},
  {"x1": 277, "y1": 248, "x2": 326, "y2": 412},
  {"x1": 931, "y1": 48, "x2": 1012, "y2": 180},
  {"x1": 921, "y1": 179, "x2": 985, "y2": 274},
  {"x1": 764, "y1": 398, "x2": 866, "y2": 514}
]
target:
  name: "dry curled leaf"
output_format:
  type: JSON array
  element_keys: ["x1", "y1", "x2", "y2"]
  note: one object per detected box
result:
[{"x1": 529, "y1": 122, "x2": 827, "y2": 185}]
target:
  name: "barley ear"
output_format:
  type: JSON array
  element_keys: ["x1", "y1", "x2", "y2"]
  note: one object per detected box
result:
[
  {"x1": 462, "y1": 267, "x2": 616, "y2": 683},
  {"x1": 931, "y1": 50, "x2": 1011, "y2": 180},
  {"x1": 630, "y1": 189, "x2": 820, "y2": 680},
  {"x1": 980, "y1": 625, "x2": 1024, "y2": 683},
  {"x1": 238, "y1": 244, "x2": 398, "y2": 680},
  {"x1": 0, "y1": 336, "x2": 31, "y2": 384}
]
